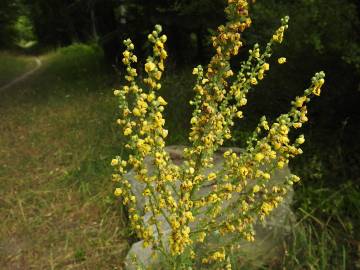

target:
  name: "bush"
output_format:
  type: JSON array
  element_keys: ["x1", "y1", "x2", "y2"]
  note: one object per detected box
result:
[{"x1": 111, "y1": 0, "x2": 325, "y2": 268}]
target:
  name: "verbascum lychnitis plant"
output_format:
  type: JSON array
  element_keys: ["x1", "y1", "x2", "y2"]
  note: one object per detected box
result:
[{"x1": 111, "y1": 0, "x2": 325, "y2": 268}]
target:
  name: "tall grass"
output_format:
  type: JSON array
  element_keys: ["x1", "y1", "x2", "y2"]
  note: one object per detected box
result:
[{"x1": 279, "y1": 180, "x2": 359, "y2": 270}]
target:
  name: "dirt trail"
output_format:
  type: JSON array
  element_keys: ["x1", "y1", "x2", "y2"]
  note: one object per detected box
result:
[{"x1": 0, "y1": 57, "x2": 42, "y2": 92}]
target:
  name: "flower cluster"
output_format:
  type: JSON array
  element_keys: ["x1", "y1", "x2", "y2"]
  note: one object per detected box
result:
[{"x1": 111, "y1": 0, "x2": 325, "y2": 268}]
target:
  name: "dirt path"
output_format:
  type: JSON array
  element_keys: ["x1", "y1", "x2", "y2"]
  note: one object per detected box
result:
[{"x1": 0, "y1": 57, "x2": 42, "y2": 92}]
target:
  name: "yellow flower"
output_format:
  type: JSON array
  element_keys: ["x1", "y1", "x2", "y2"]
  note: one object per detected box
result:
[
  {"x1": 145, "y1": 62, "x2": 156, "y2": 73},
  {"x1": 133, "y1": 108, "x2": 141, "y2": 116},
  {"x1": 258, "y1": 70, "x2": 264, "y2": 80},
  {"x1": 261, "y1": 202, "x2": 273, "y2": 215},
  {"x1": 124, "y1": 127, "x2": 132, "y2": 136},
  {"x1": 313, "y1": 86, "x2": 321, "y2": 96},
  {"x1": 160, "y1": 50, "x2": 167, "y2": 60},
  {"x1": 278, "y1": 57, "x2": 286, "y2": 64},
  {"x1": 240, "y1": 98, "x2": 247, "y2": 106},
  {"x1": 295, "y1": 96, "x2": 307, "y2": 107},
  {"x1": 154, "y1": 71, "x2": 162, "y2": 80},
  {"x1": 291, "y1": 175, "x2": 301, "y2": 183},
  {"x1": 114, "y1": 188, "x2": 123, "y2": 196},
  {"x1": 253, "y1": 185, "x2": 260, "y2": 193},
  {"x1": 296, "y1": 135, "x2": 305, "y2": 144},
  {"x1": 156, "y1": 40, "x2": 164, "y2": 48},
  {"x1": 112, "y1": 174, "x2": 121, "y2": 182},
  {"x1": 111, "y1": 159, "x2": 119, "y2": 166},
  {"x1": 255, "y1": 153, "x2": 264, "y2": 162},
  {"x1": 211, "y1": 250, "x2": 226, "y2": 261},
  {"x1": 161, "y1": 129, "x2": 168, "y2": 138},
  {"x1": 185, "y1": 211, "x2": 194, "y2": 221},
  {"x1": 198, "y1": 232, "x2": 206, "y2": 242},
  {"x1": 293, "y1": 122, "x2": 302, "y2": 128},
  {"x1": 250, "y1": 77, "x2": 258, "y2": 85},
  {"x1": 208, "y1": 172, "x2": 217, "y2": 181},
  {"x1": 123, "y1": 50, "x2": 130, "y2": 58},
  {"x1": 157, "y1": 96, "x2": 167, "y2": 106},
  {"x1": 226, "y1": 70, "x2": 234, "y2": 77},
  {"x1": 272, "y1": 26, "x2": 285, "y2": 43},
  {"x1": 239, "y1": 166, "x2": 248, "y2": 177},
  {"x1": 246, "y1": 17, "x2": 252, "y2": 26},
  {"x1": 277, "y1": 160, "x2": 285, "y2": 168},
  {"x1": 279, "y1": 125, "x2": 289, "y2": 135},
  {"x1": 160, "y1": 35, "x2": 167, "y2": 43},
  {"x1": 147, "y1": 93, "x2": 155, "y2": 102},
  {"x1": 313, "y1": 79, "x2": 324, "y2": 96}
]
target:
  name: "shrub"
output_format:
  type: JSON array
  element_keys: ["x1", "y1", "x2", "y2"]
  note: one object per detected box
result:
[{"x1": 111, "y1": 0, "x2": 325, "y2": 268}]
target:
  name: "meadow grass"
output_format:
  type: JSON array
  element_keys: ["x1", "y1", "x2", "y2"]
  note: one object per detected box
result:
[
  {"x1": 0, "y1": 44, "x2": 130, "y2": 269},
  {"x1": 0, "y1": 52, "x2": 37, "y2": 86},
  {"x1": 0, "y1": 44, "x2": 358, "y2": 269}
]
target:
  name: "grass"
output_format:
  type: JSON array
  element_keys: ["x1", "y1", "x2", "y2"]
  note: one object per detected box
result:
[
  {"x1": 0, "y1": 44, "x2": 129, "y2": 269},
  {"x1": 274, "y1": 178, "x2": 359, "y2": 270},
  {"x1": 0, "y1": 52, "x2": 37, "y2": 86},
  {"x1": 282, "y1": 218, "x2": 349, "y2": 269},
  {"x1": 0, "y1": 43, "x2": 359, "y2": 269}
]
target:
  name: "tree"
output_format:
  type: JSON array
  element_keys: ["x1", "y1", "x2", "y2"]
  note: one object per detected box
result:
[{"x1": 0, "y1": 0, "x2": 22, "y2": 47}]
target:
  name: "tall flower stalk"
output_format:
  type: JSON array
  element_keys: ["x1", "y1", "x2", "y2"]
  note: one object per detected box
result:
[{"x1": 111, "y1": 0, "x2": 325, "y2": 268}]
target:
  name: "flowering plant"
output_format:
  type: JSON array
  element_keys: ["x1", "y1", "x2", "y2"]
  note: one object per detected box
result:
[{"x1": 111, "y1": 0, "x2": 325, "y2": 268}]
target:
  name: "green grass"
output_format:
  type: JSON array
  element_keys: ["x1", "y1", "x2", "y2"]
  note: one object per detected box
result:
[
  {"x1": 0, "y1": 96, "x2": 130, "y2": 266},
  {"x1": 0, "y1": 52, "x2": 37, "y2": 86},
  {"x1": 0, "y1": 43, "x2": 359, "y2": 269},
  {"x1": 282, "y1": 218, "x2": 349, "y2": 270},
  {"x1": 0, "y1": 44, "x2": 129, "y2": 269}
]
